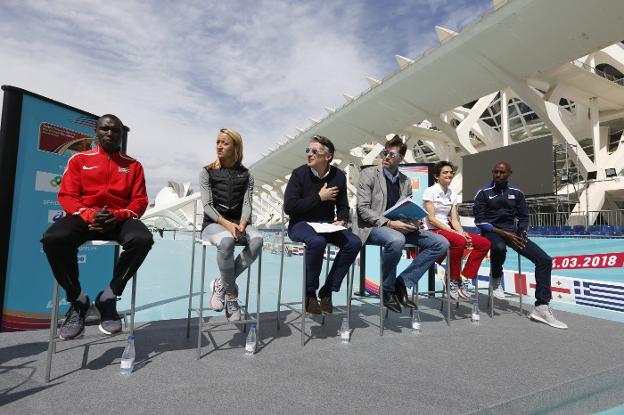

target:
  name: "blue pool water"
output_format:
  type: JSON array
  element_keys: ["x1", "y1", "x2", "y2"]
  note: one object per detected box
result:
[{"x1": 118, "y1": 235, "x2": 624, "y2": 324}]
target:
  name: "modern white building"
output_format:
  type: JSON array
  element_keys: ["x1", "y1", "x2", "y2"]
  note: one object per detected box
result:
[{"x1": 145, "y1": 0, "x2": 624, "y2": 230}]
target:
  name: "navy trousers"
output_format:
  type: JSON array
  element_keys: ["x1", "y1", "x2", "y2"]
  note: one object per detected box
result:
[
  {"x1": 288, "y1": 222, "x2": 362, "y2": 295},
  {"x1": 483, "y1": 232, "x2": 552, "y2": 306}
]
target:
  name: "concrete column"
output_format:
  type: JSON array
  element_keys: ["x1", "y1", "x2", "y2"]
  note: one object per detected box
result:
[
  {"x1": 589, "y1": 97, "x2": 602, "y2": 178},
  {"x1": 501, "y1": 89, "x2": 510, "y2": 146}
]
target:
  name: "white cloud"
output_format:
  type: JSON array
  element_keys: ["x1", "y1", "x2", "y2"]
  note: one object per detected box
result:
[{"x1": 0, "y1": 0, "x2": 489, "y2": 196}]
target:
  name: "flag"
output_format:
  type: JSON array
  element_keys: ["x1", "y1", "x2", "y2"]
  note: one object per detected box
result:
[{"x1": 574, "y1": 280, "x2": 624, "y2": 312}]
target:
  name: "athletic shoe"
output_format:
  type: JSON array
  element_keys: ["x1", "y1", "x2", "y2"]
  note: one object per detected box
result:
[
  {"x1": 529, "y1": 305, "x2": 568, "y2": 329},
  {"x1": 458, "y1": 277, "x2": 472, "y2": 301},
  {"x1": 491, "y1": 277, "x2": 506, "y2": 300},
  {"x1": 209, "y1": 277, "x2": 226, "y2": 311},
  {"x1": 225, "y1": 296, "x2": 241, "y2": 322},
  {"x1": 59, "y1": 298, "x2": 90, "y2": 340},
  {"x1": 94, "y1": 291, "x2": 122, "y2": 335},
  {"x1": 448, "y1": 280, "x2": 459, "y2": 301}
]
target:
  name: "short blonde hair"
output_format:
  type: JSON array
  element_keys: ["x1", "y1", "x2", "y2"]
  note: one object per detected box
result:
[{"x1": 207, "y1": 128, "x2": 244, "y2": 169}]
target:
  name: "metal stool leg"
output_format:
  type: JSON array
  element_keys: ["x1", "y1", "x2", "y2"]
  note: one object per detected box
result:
[
  {"x1": 130, "y1": 273, "x2": 137, "y2": 336},
  {"x1": 518, "y1": 252, "x2": 523, "y2": 315},
  {"x1": 186, "y1": 218, "x2": 197, "y2": 339},
  {"x1": 347, "y1": 264, "x2": 354, "y2": 324},
  {"x1": 489, "y1": 270, "x2": 494, "y2": 318},
  {"x1": 243, "y1": 266, "x2": 251, "y2": 333},
  {"x1": 301, "y1": 247, "x2": 307, "y2": 347},
  {"x1": 276, "y1": 225, "x2": 286, "y2": 331},
  {"x1": 196, "y1": 245, "x2": 207, "y2": 359},
  {"x1": 379, "y1": 246, "x2": 384, "y2": 336},
  {"x1": 45, "y1": 281, "x2": 60, "y2": 383},
  {"x1": 256, "y1": 251, "x2": 262, "y2": 338},
  {"x1": 475, "y1": 275, "x2": 479, "y2": 316},
  {"x1": 446, "y1": 249, "x2": 451, "y2": 325}
]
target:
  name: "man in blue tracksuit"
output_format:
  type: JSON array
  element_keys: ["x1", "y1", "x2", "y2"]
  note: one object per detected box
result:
[{"x1": 473, "y1": 161, "x2": 567, "y2": 329}]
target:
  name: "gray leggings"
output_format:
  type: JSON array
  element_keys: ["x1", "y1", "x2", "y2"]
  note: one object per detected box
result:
[{"x1": 201, "y1": 223, "x2": 263, "y2": 294}]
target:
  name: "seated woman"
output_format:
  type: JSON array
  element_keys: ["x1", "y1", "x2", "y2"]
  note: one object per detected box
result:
[
  {"x1": 422, "y1": 161, "x2": 490, "y2": 301},
  {"x1": 200, "y1": 128, "x2": 263, "y2": 321}
]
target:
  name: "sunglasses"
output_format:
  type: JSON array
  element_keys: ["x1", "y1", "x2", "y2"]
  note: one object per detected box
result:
[
  {"x1": 380, "y1": 149, "x2": 401, "y2": 159},
  {"x1": 305, "y1": 147, "x2": 325, "y2": 155},
  {"x1": 99, "y1": 126, "x2": 122, "y2": 133}
]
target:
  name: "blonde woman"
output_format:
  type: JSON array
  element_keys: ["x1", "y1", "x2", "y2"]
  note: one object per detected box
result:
[{"x1": 200, "y1": 128, "x2": 263, "y2": 321}]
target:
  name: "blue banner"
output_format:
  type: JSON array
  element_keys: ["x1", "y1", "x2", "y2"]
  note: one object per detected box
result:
[{"x1": 2, "y1": 93, "x2": 115, "y2": 330}]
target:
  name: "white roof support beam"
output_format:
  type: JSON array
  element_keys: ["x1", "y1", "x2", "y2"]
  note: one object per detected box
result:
[{"x1": 456, "y1": 92, "x2": 498, "y2": 154}]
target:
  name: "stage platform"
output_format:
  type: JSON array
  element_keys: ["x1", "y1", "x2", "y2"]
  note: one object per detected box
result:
[{"x1": 1, "y1": 298, "x2": 624, "y2": 414}]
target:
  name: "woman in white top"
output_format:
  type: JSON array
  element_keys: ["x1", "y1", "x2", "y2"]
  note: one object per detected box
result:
[{"x1": 422, "y1": 161, "x2": 490, "y2": 301}]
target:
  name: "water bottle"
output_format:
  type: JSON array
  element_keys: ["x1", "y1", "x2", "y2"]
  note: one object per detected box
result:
[
  {"x1": 245, "y1": 324, "x2": 257, "y2": 356},
  {"x1": 339, "y1": 317, "x2": 350, "y2": 344},
  {"x1": 411, "y1": 310, "x2": 422, "y2": 334},
  {"x1": 471, "y1": 302, "x2": 480, "y2": 324},
  {"x1": 120, "y1": 335, "x2": 135, "y2": 376}
]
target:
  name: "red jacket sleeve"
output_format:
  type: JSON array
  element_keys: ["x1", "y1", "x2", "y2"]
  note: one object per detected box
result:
[
  {"x1": 110, "y1": 161, "x2": 149, "y2": 222},
  {"x1": 58, "y1": 154, "x2": 97, "y2": 223}
]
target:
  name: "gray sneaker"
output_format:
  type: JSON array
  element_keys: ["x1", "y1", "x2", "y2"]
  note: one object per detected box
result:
[
  {"x1": 225, "y1": 297, "x2": 241, "y2": 322},
  {"x1": 59, "y1": 298, "x2": 90, "y2": 340},
  {"x1": 529, "y1": 304, "x2": 568, "y2": 329},
  {"x1": 209, "y1": 277, "x2": 226, "y2": 311},
  {"x1": 94, "y1": 291, "x2": 122, "y2": 335}
]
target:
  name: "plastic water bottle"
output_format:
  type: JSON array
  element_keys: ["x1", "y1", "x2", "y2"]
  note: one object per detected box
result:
[
  {"x1": 245, "y1": 324, "x2": 257, "y2": 356},
  {"x1": 120, "y1": 335, "x2": 135, "y2": 376},
  {"x1": 471, "y1": 302, "x2": 480, "y2": 324},
  {"x1": 411, "y1": 310, "x2": 422, "y2": 334},
  {"x1": 339, "y1": 317, "x2": 350, "y2": 343}
]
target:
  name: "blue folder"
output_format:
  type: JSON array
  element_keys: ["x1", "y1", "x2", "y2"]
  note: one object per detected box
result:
[{"x1": 383, "y1": 196, "x2": 428, "y2": 222}]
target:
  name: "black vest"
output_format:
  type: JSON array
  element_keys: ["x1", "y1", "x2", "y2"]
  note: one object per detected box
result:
[{"x1": 202, "y1": 165, "x2": 249, "y2": 228}]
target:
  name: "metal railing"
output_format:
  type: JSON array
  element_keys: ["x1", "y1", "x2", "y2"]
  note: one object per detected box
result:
[
  {"x1": 574, "y1": 60, "x2": 624, "y2": 87},
  {"x1": 529, "y1": 209, "x2": 624, "y2": 227}
]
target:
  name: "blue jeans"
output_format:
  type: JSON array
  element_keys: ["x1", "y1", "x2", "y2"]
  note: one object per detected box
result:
[
  {"x1": 368, "y1": 227, "x2": 449, "y2": 291},
  {"x1": 288, "y1": 222, "x2": 362, "y2": 295}
]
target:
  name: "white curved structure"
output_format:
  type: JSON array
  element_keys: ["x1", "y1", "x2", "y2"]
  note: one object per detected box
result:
[{"x1": 248, "y1": 0, "x2": 624, "y2": 228}]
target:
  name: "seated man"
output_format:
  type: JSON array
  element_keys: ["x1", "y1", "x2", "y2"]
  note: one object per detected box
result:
[
  {"x1": 41, "y1": 114, "x2": 154, "y2": 339},
  {"x1": 473, "y1": 161, "x2": 567, "y2": 329},
  {"x1": 352, "y1": 135, "x2": 449, "y2": 312},
  {"x1": 283, "y1": 135, "x2": 362, "y2": 314}
]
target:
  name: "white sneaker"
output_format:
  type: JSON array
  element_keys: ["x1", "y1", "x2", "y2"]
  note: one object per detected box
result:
[
  {"x1": 529, "y1": 305, "x2": 568, "y2": 329},
  {"x1": 448, "y1": 280, "x2": 459, "y2": 301},
  {"x1": 491, "y1": 277, "x2": 506, "y2": 300}
]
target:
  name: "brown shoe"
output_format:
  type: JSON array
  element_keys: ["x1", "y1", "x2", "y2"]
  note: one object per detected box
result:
[
  {"x1": 305, "y1": 296, "x2": 322, "y2": 315},
  {"x1": 320, "y1": 294, "x2": 333, "y2": 314}
]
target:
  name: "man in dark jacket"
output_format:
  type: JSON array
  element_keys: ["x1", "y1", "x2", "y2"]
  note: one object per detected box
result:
[
  {"x1": 474, "y1": 161, "x2": 566, "y2": 329},
  {"x1": 284, "y1": 135, "x2": 361, "y2": 314}
]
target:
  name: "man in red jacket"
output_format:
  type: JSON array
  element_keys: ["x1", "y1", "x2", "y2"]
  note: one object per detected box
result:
[{"x1": 41, "y1": 114, "x2": 153, "y2": 340}]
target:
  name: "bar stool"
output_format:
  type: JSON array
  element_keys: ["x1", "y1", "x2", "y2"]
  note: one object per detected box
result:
[
  {"x1": 186, "y1": 238, "x2": 262, "y2": 359},
  {"x1": 45, "y1": 240, "x2": 137, "y2": 383},
  {"x1": 349, "y1": 244, "x2": 452, "y2": 335},
  {"x1": 275, "y1": 225, "x2": 354, "y2": 346}
]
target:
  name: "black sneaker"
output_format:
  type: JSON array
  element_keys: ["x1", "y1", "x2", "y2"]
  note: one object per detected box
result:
[
  {"x1": 94, "y1": 291, "x2": 122, "y2": 335},
  {"x1": 59, "y1": 297, "x2": 90, "y2": 340}
]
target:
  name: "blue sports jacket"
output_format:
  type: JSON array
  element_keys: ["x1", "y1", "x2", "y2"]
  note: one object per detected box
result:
[{"x1": 473, "y1": 181, "x2": 528, "y2": 233}]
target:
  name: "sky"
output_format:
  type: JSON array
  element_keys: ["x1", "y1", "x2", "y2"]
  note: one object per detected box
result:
[{"x1": 0, "y1": 0, "x2": 492, "y2": 198}]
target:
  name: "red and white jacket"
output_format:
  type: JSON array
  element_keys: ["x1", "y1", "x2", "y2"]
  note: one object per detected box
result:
[{"x1": 58, "y1": 145, "x2": 149, "y2": 223}]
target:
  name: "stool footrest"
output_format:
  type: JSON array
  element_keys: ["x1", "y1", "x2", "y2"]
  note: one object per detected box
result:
[{"x1": 199, "y1": 318, "x2": 259, "y2": 328}]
